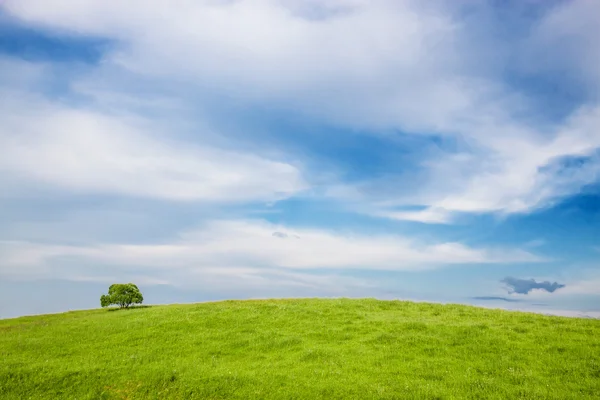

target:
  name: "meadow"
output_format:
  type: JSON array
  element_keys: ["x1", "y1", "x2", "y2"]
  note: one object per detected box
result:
[{"x1": 1, "y1": 298, "x2": 599, "y2": 399}]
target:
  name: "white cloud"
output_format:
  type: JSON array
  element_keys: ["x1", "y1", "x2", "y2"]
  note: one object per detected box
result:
[
  {"x1": 430, "y1": 106, "x2": 600, "y2": 214},
  {"x1": 1, "y1": 0, "x2": 599, "y2": 222},
  {"x1": 0, "y1": 91, "x2": 307, "y2": 202},
  {"x1": 0, "y1": 219, "x2": 544, "y2": 283},
  {"x1": 553, "y1": 270, "x2": 600, "y2": 296},
  {"x1": 558, "y1": 279, "x2": 600, "y2": 296},
  {"x1": 523, "y1": 0, "x2": 600, "y2": 94},
  {"x1": 2, "y1": 0, "x2": 501, "y2": 132},
  {"x1": 375, "y1": 207, "x2": 454, "y2": 224},
  {"x1": 339, "y1": 106, "x2": 600, "y2": 221}
]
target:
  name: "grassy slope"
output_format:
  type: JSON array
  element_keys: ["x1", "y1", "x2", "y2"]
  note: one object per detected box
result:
[{"x1": 1, "y1": 298, "x2": 599, "y2": 399}]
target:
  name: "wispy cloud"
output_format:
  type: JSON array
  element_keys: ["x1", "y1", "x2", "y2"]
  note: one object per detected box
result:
[
  {"x1": 524, "y1": 239, "x2": 546, "y2": 249},
  {"x1": 0, "y1": 91, "x2": 307, "y2": 202},
  {"x1": 471, "y1": 296, "x2": 522, "y2": 303},
  {"x1": 0, "y1": 219, "x2": 544, "y2": 283},
  {"x1": 374, "y1": 207, "x2": 454, "y2": 224}
]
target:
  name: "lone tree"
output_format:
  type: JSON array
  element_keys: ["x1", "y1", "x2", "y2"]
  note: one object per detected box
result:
[{"x1": 100, "y1": 283, "x2": 144, "y2": 309}]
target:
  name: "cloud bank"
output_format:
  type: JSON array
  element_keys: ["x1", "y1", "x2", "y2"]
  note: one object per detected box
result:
[
  {"x1": 0, "y1": 220, "x2": 544, "y2": 284},
  {"x1": 2, "y1": 0, "x2": 599, "y2": 222}
]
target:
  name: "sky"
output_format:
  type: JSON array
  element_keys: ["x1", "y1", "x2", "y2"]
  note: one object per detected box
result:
[{"x1": 0, "y1": 0, "x2": 599, "y2": 319}]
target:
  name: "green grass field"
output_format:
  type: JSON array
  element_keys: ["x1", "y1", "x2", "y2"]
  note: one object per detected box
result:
[{"x1": 1, "y1": 298, "x2": 599, "y2": 399}]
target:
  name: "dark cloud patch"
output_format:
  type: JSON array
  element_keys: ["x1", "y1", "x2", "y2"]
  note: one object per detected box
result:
[
  {"x1": 471, "y1": 296, "x2": 522, "y2": 303},
  {"x1": 502, "y1": 277, "x2": 565, "y2": 295}
]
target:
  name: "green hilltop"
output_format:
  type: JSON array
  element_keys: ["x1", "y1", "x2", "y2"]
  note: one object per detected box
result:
[{"x1": 1, "y1": 298, "x2": 599, "y2": 399}]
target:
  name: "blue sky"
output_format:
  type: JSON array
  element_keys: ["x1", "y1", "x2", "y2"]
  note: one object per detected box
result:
[{"x1": 0, "y1": 0, "x2": 599, "y2": 319}]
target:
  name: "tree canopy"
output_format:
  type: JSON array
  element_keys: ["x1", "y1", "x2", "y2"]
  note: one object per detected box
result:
[{"x1": 100, "y1": 283, "x2": 143, "y2": 309}]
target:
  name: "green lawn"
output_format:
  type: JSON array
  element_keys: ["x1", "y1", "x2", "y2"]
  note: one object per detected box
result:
[{"x1": 1, "y1": 298, "x2": 599, "y2": 399}]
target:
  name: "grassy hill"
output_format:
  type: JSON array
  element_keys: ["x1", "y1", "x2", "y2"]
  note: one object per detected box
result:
[{"x1": 1, "y1": 298, "x2": 599, "y2": 399}]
